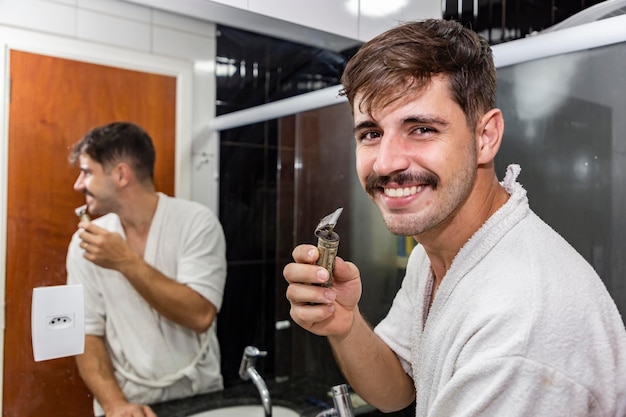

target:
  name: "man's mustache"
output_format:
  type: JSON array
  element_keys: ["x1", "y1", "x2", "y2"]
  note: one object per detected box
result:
[{"x1": 365, "y1": 172, "x2": 439, "y2": 195}]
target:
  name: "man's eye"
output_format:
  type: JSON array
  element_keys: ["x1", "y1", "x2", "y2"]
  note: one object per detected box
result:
[
  {"x1": 357, "y1": 131, "x2": 381, "y2": 142},
  {"x1": 413, "y1": 127, "x2": 435, "y2": 135}
]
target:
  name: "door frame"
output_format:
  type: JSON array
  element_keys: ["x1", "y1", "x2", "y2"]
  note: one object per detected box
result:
[{"x1": 0, "y1": 25, "x2": 195, "y2": 415}]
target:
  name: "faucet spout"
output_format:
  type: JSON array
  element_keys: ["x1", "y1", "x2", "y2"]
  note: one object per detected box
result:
[
  {"x1": 239, "y1": 346, "x2": 272, "y2": 417},
  {"x1": 246, "y1": 366, "x2": 271, "y2": 416}
]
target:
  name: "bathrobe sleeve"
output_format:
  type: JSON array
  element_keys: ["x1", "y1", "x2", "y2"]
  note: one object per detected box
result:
[
  {"x1": 175, "y1": 207, "x2": 226, "y2": 312},
  {"x1": 66, "y1": 230, "x2": 106, "y2": 336},
  {"x1": 149, "y1": 195, "x2": 227, "y2": 312}
]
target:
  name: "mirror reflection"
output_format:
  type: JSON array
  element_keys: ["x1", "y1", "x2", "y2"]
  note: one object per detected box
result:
[{"x1": 66, "y1": 122, "x2": 227, "y2": 417}]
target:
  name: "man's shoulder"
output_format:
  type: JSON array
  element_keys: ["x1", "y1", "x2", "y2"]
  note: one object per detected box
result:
[
  {"x1": 156, "y1": 193, "x2": 221, "y2": 232},
  {"x1": 158, "y1": 193, "x2": 212, "y2": 213}
]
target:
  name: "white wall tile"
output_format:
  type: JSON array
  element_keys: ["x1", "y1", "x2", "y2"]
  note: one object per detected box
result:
[
  {"x1": 402, "y1": 0, "x2": 442, "y2": 20},
  {"x1": 77, "y1": 8, "x2": 150, "y2": 50},
  {"x1": 49, "y1": 0, "x2": 78, "y2": 6},
  {"x1": 122, "y1": 0, "x2": 360, "y2": 51},
  {"x1": 358, "y1": 0, "x2": 442, "y2": 41},
  {"x1": 248, "y1": 0, "x2": 359, "y2": 40},
  {"x1": 205, "y1": 0, "x2": 247, "y2": 9},
  {"x1": 153, "y1": 9, "x2": 215, "y2": 37},
  {"x1": 0, "y1": 0, "x2": 76, "y2": 37},
  {"x1": 153, "y1": 26, "x2": 214, "y2": 60},
  {"x1": 78, "y1": 0, "x2": 151, "y2": 21}
]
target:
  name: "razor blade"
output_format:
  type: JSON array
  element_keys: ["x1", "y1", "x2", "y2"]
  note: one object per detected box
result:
[
  {"x1": 74, "y1": 204, "x2": 91, "y2": 222},
  {"x1": 314, "y1": 207, "x2": 343, "y2": 287}
]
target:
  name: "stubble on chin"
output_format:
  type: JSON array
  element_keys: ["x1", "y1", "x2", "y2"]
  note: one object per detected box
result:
[{"x1": 380, "y1": 211, "x2": 426, "y2": 237}]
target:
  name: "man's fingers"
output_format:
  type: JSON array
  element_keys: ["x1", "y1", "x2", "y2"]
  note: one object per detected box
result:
[
  {"x1": 283, "y1": 262, "x2": 329, "y2": 285},
  {"x1": 286, "y1": 282, "x2": 335, "y2": 305},
  {"x1": 287, "y1": 284, "x2": 336, "y2": 330},
  {"x1": 291, "y1": 244, "x2": 319, "y2": 263},
  {"x1": 290, "y1": 302, "x2": 335, "y2": 326},
  {"x1": 143, "y1": 405, "x2": 158, "y2": 417}
]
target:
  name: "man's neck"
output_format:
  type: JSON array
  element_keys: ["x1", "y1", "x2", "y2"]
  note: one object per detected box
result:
[
  {"x1": 118, "y1": 190, "x2": 159, "y2": 237},
  {"x1": 418, "y1": 173, "x2": 510, "y2": 285}
]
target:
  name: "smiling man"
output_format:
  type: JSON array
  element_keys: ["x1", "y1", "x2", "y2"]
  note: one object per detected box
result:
[{"x1": 283, "y1": 19, "x2": 626, "y2": 417}]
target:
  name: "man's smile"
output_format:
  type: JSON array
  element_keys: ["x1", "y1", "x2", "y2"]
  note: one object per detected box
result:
[{"x1": 384, "y1": 185, "x2": 425, "y2": 198}]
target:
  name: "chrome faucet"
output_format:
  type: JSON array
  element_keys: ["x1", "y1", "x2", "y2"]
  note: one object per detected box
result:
[
  {"x1": 239, "y1": 346, "x2": 272, "y2": 417},
  {"x1": 330, "y1": 384, "x2": 355, "y2": 417},
  {"x1": 314, "y1": 384, "x2": 355, "y2": 417}
]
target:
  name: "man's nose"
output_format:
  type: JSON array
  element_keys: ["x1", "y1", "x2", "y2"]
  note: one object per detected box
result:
[
  {"x1": 372, "y1": 134, "x2": 410, "y2": 176},
  {"x1": 73, "y1": 172, "x2": 85, "y2": 192}
]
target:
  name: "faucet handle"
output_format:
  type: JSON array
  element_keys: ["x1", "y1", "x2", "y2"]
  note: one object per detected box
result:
[
  {"x1": 239, "y1": 346, "x2": 268, "y2": 380},
  {"x1": 244, "y1": 346, "x2": 267, "y2": 358}
]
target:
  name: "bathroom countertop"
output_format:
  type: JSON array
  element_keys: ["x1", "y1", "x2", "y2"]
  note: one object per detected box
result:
[{"x1": 149, "y1": 376, "x2": 379, "y2": 417}]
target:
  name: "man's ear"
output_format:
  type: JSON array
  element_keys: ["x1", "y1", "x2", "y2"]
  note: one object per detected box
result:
[
  {"x1": 475, "y1": 108, "x2": 504, "y2": 164},
  {"x1": 111, "y1": 162, "x2": 132, "y2": 187}
]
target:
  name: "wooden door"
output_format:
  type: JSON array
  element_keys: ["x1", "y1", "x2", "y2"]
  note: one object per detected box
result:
[{"x1": 3, "y1": 50, "x2": 176, "y2": 417}]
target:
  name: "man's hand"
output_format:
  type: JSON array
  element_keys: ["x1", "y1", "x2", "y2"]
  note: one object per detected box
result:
[
  {"x1": 283, "y1": 244, "x2": 362, "y2": 337},
  {"x1": 77, "y1": 221, "x2": 140, "y2": 272},
  {"x1": 284, "y1": 245, "x2": 415, "y2": 411},
  {"x1": 105, "y1": 402, "x2": 157, "y2": 417}
]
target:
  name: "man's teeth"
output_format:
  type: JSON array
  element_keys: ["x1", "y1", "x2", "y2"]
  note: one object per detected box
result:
[{"x1": 384, "y1": 185, "x2": 423, "y2": 197}]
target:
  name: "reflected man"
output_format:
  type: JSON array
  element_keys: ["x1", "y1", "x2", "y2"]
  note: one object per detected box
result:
[{"x1": 66, "y1": 122, "x2": 226, "y2": 417}]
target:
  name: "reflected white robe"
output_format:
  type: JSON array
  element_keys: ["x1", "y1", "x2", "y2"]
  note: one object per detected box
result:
[{"x1": 67, "y1": 193, "x2": 227, "y2": 416}]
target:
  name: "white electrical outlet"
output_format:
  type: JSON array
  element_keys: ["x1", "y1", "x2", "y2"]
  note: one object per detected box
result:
[{"x1": 31, "y1": 284, "x2": 85, "y2": 362}]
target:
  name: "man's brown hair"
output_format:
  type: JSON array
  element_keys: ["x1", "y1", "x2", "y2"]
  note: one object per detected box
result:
[{"x1": 340, "y1": 19, "x2": 496, "y2": 127}]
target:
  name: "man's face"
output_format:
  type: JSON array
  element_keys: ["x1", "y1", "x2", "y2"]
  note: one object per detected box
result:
[
  {"x1": 73, "y1": 153, "x2": 117, "y2": 216},
  {"x1": 353, "y1": 76, "x2": 478, "y2": 237}
]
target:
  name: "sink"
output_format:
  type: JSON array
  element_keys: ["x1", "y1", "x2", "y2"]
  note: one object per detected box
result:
[{"x1": 188, "y1": 405, "x2": 300, "y2": 417}]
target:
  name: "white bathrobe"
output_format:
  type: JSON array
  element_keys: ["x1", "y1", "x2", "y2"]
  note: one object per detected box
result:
[
  {"x1": 375, "y1": 165, "x2": 626, "y2": 417},
  {"x1": 67, "y1": 193, "x2": 227, "y2": 416}
]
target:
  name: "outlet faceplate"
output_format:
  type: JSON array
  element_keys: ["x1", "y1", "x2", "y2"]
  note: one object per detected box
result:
[{"x1": 31, "y1": 284, "x2": 85, "y2": 362}]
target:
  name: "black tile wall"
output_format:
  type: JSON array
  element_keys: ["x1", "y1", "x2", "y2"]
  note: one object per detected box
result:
[
  {"x1": 215, "y1": 25, "x2": 355, "y2": 387},
  {"x1": 444, "y1": 0, "x2": 609, "y2": 45}
]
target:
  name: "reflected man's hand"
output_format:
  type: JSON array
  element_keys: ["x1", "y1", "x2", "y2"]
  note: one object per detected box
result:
[
  {"x1": 78, "y1": 221, "x2": 140, "y2": 272},
  {"x1": 106, "y1": 402, "x2": 157, "y2": 417}
]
